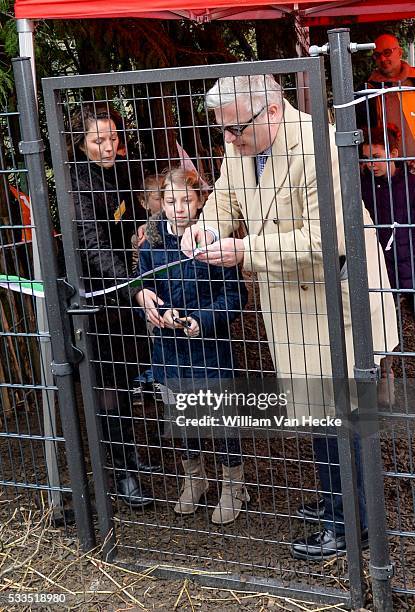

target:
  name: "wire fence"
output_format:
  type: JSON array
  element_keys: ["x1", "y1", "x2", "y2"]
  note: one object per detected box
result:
[
  {"x1": 356, "y1": 84, "x2": 415, "y2": 597},
  {"x1": 0, "y1": 105, "x2": 71, "y2": 525},
  {"x1": 0, "y1": 37, "x2": 413, "y2": 610}
]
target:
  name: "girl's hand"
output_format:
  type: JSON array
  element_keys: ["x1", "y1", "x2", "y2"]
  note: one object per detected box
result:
[
  {"x1": 135, "y1": 289, "x2": 165, "y2": 327},
  {"x1": 183, "y1": 317, "x2": 200, "y2": 338},
  {"x1": 163, "y1": 309, "x2": 181, "y2": 329}
]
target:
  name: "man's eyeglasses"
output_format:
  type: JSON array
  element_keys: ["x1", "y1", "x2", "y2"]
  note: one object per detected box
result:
[
  {"x1": 372, "y1": 47, "x2": 399, "y2": 61},
  {"x1": 215, "y1": 106, "x2": 266, "y2": 137}
]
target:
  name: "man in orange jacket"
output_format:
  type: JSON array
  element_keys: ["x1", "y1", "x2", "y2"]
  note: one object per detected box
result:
[{"x1": 357, "y1": 33, "x2": 415, "y2": 163}]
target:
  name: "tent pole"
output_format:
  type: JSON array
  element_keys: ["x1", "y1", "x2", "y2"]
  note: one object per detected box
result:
[
  {"x1": 294, "y1": 13, "x2": 311, "y2": 113},
  {"x1": 17, "y1": 20, "x2": 36, "y2": 90},
  {"x1": 409, "y1": 42, "x2": 415, "y2": 67},
  {"x1": 17, "y1": 18, "x2": 63, "y2": 516}
]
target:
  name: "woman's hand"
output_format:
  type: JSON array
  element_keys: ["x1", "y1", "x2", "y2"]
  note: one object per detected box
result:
[
  {"x1": 131, "y1": 225, "x2": 147, "y2": 270},
  {"x1": 136, "y1": 224, "x2": 147, "y2": 248},
  {"x1": 135, "y1": 289, "x2": 165, "y2": 327}
]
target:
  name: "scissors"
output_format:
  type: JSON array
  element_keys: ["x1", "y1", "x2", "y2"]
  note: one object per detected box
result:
[{"x1": 173, "y1": 316, "x2": 192, "y2": 329}]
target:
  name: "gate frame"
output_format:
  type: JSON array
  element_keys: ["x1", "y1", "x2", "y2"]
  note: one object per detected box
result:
[{"x1": 42, "y1": 55, "x2": 364, "y2": 607}]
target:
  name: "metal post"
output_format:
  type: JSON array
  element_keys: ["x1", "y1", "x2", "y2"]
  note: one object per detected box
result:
[
  {"x1": 327, "y1": 28, "x2": 394, "y2": 612},
  {"x1": 16, "y1": 20, "x2": 36, "y2": 90},
  {"x1": 12, "y1": 57, "x2": 95, "y2": 551},
  {"x1": 308, "y1": 58, "x2": 365, "y2": 610},
  {"x1": 409, "y1": 41, "x2": 415, "y2": 68},
  {"x1": 17, "y1": 17, "x2": 63, "y2": 515}
]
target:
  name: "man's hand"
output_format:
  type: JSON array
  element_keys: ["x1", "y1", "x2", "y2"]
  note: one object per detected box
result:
[
  {"x1": 135, "y1": 288, "x2": 165, "y2": 327},
  {"x1": 181, "y1": 225, "x2": 215, "y2": 258},
  {"x1": 183, "y1": 317, "x2": 200, "y2": 338},
  {"x1": 196, "y1": 238, "x2": 245, "y2": 267}
]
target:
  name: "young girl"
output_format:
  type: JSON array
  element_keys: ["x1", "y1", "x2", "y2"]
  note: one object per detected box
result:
[
  {"x1": 361, "y1": 124, "x2": 415, "y2": 311},
  {"x1": 136, "y1": 168, "x2": 249, "y2": 525}
]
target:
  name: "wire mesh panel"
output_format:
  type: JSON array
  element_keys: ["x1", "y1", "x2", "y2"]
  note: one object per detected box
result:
[
  {"x1": 42, "y1": 58, "x2": 394, "y2": 607},
  {"x1": 356, "y1": 84, "x2": 415, "y2": 598},
  {"x1": 0, "y1": 107, "x2": 71, "y2": 524}
]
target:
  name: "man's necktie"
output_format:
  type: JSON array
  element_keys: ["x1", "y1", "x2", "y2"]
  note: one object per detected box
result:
[{"x1": 256, "y1": 151, "x2": 270, "y2": 181}]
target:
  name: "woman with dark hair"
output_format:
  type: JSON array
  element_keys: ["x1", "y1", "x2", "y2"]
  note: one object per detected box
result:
[
  {"x1": 361, "y1": 123, "x2": 415, "y2": 310},
  {"x1": 69, "y1": 103, "x2": 156, "y2": 508}
]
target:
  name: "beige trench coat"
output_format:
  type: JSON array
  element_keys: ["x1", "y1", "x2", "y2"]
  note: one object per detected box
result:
[{"x1": 202, "y1": 100, "x2": 398, "y2": 418}]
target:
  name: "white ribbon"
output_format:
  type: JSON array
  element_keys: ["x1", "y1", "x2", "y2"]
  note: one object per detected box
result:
[{"x1": 385, "y1": 222, "x2": 401, "y2": 252}]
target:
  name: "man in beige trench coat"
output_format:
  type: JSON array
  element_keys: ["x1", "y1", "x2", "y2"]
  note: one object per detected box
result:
[{"x1": 178, "y1": 74, "x2": 398, "y2": 560}]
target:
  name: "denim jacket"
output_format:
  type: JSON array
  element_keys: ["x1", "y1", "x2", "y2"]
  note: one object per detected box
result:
[{"x1": 137, "y1": 216, "x2": 248, "y2": 382}]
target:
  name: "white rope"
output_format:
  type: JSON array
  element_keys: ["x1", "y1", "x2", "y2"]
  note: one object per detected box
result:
[{"x1": 333, "y1": 86, "x2": 415, "y2": 109}]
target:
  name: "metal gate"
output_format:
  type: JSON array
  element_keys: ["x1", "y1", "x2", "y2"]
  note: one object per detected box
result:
[{"x1": 29, "y1": 27, "x2": 397, "y2": 610}]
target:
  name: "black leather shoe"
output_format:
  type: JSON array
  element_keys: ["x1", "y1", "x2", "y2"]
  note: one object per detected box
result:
[
  {"x1": 116, "y1": 475, "x2": 153, "y2": 508},
  {"x1": 296, "y1": 497, "x2": 325, "y2": 521},
  {"x1": 135, "y1": 459, "x2": 162, "y2": 473},
  {"x1": 125, "y1": 449, "x2": 161, "y2": 474},
  {"x1": 291, "y1": 528, "x2": 369, "y2": 560}
]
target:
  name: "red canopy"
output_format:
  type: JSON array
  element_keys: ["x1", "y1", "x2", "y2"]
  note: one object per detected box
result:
[{"x1": 14, "y1": 0, "x2": 415, "y2": 23}]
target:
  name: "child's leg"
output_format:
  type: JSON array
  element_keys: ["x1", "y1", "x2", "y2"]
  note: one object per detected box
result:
[
  {"x1": 212, "y1": 436, "x2": 249, "y2": 525},
  {"x1": 215, "y1": 437, "x2": 242, "y2": 467},
  {"x1": 174, "y1": 432, "x2": 209, "y2": 515},
  {"x1": 181, "y1": 430, "x2": 202, "y2": 460}
]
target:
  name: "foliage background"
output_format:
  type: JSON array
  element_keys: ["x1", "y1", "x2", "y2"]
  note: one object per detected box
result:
[{"x1": 0, "y1": 3, "x2": 414, "y2": 220}]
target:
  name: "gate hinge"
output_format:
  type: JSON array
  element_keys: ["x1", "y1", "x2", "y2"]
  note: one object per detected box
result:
[
  {"x1": 309, "y1": 43, "x2": 329, "y2": 57},
  {"x1": 369, "y1": 563, "x2": 395, "y2": 580},
  {"x1": 335, "y1": 130, "x2": 363, "y2": 147},
  {"x1": 19, "y1": 139, "x2": 46, "y2": 155},
  {"x1": 354, "y1": 365, "x2": 380, "y2": 381},
  {"x1": 51, "y1": 361, "x2": 72, "y2": 377}
]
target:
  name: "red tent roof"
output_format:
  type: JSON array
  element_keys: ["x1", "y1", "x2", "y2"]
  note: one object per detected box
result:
[{"x1": 14, "y1": 0, "x2": 415, "y2": 23}]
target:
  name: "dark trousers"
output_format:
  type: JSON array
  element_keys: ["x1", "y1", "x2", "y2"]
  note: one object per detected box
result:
[
  {"x1": 314, "y1": 435, "x2": 367, "y2": 535},
  {"x1": 92, "y1": 306, "x2": 151, "y2": 471},
  {"x1": 182, "y1": 434, "x2": 242, "y2": 467}
]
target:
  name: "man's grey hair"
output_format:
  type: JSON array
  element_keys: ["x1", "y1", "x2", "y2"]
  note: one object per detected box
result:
[{"x1": 205, "y1": 75, "x2": 283, "y2": 114}]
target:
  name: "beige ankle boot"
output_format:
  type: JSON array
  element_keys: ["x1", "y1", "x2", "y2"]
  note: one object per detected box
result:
[
  {"x1": 174, "y1": 456, "x2": 209, "y2": 515},
  {"x1": 211, "y1": 464, "x2": 250, "y2": 525}
]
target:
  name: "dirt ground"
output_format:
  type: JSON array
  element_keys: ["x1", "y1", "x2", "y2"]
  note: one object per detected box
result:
[
  {"x1": 0, "y1": 280, "x2": 414, "y2": 610},
  {"x1": 0, "y1": 501, "x2": 413, "y2": 612}
]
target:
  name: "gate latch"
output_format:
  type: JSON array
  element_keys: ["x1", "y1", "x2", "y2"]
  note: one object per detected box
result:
[
  {"x1": 335, "y1": 130, "x2": 363, "y2": 147},
  {"x1": 56, "y1": 279, "x2": 101, "y2": 366},
  {"x1": 66, "y1": 304, "x2": 103, "y2": 315}
]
